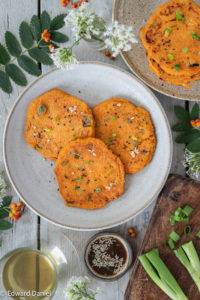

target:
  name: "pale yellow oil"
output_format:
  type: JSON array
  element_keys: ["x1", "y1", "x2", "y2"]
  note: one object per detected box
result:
[{"x1": 3, "y1": 248, "x2": 57, "y2": 300}]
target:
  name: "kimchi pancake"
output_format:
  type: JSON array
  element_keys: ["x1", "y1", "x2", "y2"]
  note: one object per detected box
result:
[
  {"x1": 55, "y1": 138, "x2": 125, "y2": 209},
  {"x1": 24, "y1": 88, "x2": 95, "y2": 160}
]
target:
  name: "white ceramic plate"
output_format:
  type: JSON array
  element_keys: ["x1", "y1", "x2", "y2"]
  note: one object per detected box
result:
[{"x1": 3, "y1": 62, "x2": 172, "y2": 231}]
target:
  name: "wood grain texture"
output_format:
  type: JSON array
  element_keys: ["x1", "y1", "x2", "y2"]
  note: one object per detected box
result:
[
  {"x1": 0, "y1": 1, "x2": 190, "y2": 299},
  {"x1": 125, "y1": 175, "x2": 200, "y2": 300}
]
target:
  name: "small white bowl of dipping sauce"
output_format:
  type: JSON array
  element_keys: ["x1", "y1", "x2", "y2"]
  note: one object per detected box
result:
[{"x1": 84, "y1": 232, "x2": 133, "y2": 281}]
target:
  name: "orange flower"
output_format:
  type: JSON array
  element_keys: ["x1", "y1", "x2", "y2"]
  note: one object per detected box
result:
[
  {"x1": 191, "y1": 119, "x2": 200, "y2": 127},
  {"x1": 41, "y1": 29, "x2": 51, "y2": 43},
  {"x1": 9, "y1": 201, "x2": 25, "y2": 221},
  {"x1": 71, "y1": 0, "x2": 88, "y2": 9},
  {"x1": 61, "y1": 0, "x2": 71, "y2": 7}
]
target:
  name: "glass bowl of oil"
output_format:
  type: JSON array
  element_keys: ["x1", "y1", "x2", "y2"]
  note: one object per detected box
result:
[{"x1": 0, "y1": 234, "x2": 81, "y2": 299}]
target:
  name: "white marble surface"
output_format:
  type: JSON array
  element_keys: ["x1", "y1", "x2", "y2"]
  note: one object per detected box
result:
[{"x1": 0, "y1": 1, "x2": 188, "y2": 299}]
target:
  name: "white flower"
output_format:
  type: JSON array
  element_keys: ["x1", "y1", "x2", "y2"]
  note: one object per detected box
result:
[
  {"x1": 103, "y1": 21, "x2": 138, "y2": 57},
  {"x1": 65, "y1": 3, "x2": 106, "y2": 41},
  {"x1": 51, "y1": 47, "x2": 78, "y2": 70},
  {"x1": 66, "y1": 276, "x2": 98, "y2": 300},
  {"x1": 183, "y1": 149, "x2": 200, "y2": 181},
  {"x1": 0, "y1": 172, "x2": 7, "y2": 199}
]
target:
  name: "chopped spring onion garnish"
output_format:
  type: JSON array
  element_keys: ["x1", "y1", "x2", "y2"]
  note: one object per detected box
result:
[
  {"x1": 168, "y1": 53, "x2": 174, "y2": 61},
  {"x1": 174, "y1": 241, "x2": 200, "y2": 292},
  {"x1": 169, "y1": 230, "x2": 180, "y2": 242},
  {"x1": 184, "y1": 226, "x2": 192, "y2": 235},
  {"x1": 164, "y1": 27, "x2": 172, "y2": 37},
  {"x1": 182, "y1": 205, "x2": 193, "y2": 217},
  {"x1": 182, "y1": 47, "x2": 189, "y2": 53},
  {"x1": 174, "y1": 64, "x2": 181, "y2": 71},
  {"x1": 170, "y1": 205, "x2": 193, "y2": 225},
  {"x1": 192, "y1": 33, "x2": 200, "y2": 41},
  {"x1": 176, "y1": 11, "x2": 184, "y2": 21},
  {"x1": 196, "y1": 231, "x2": 200, "y2": 238},
  {"x1": 167, "y1": 238, "x2": 175, "y2": 250},
  {"x1": 139, "y1": 249, "x2": 188, "y2": 300}
]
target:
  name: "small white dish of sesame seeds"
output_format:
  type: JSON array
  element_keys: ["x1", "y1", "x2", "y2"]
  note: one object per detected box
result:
[{"x1": 3, "y1": 62, "x2": 172, "y2": 230}]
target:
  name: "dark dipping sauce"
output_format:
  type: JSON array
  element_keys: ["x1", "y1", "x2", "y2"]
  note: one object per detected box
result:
[{"x1": 86, "y1": 235, "x2": 128, "y2": 278}]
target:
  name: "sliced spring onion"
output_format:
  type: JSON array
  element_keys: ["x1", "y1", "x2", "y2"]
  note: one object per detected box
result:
[
  {"x1": 170, "y1": 205, "x2": 193, "y2": 225},
  {"x1": 176, "y1": 11, "x2": 184, "y2": 21},
  {"x1": 182, "y1": 47, "x2": 189, "y2": 53},
  {"x1": 174, "y1": 241, "x2": 200, "y2": 292},
  {"x1": 169, "y1": 230, "x2": 180, "y2": 242},
  {"x1": 167, "y1": 238, "x2": 175, "y2": 250},
  {"x1": 139, "y1": 249, "x2": 188, "y2": 300},
  {"x1": 184, "y1": 226, "x2": 192, "y2": 235},
  {"x1": 168, "y1": 53, "x2": 174, "y2": 61},
  {"x1": 192, "y1": 33, "x2": 200, "y2": 41},
  {"x1": 164, "y1": 27, "x2": 172, "y2": 37},
  {"x1": 182, "y1": 205, "x2": 193, "y2": 217},
  {"x1": 196, "y1": 231, "x2": 200, "y2": 238}
]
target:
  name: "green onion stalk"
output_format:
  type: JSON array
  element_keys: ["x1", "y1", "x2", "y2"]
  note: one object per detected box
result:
[
  {"x1": 139, "y1": 249, "x2": 188, "y2": 300},
  {"x1": 174, "y1": 241, "x2": 200, "y2": 291}
]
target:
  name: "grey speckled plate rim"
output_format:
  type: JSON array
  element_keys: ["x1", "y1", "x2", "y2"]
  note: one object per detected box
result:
[
  {"x1": 113, "y1": 0, "x2": 200, "y2": 101},
  {"x1": 3, "y1": 61, "x2": 173, "y2": 231}
]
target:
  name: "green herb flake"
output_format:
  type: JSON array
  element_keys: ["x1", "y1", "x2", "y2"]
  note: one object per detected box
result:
[
  {"x1": 85, "y1": 160, "x2": 93, "y2": 164},
  {"x1": 192, "y1": 33, "x2": 200, "y2": 41},
  {"x1": 196, "y1": 231, "x2": 200, "y2": 238},
  {"x1": 174, "y1": 64, "x2": 181, "y2": 71},
  {"x1": 167, "y1": 53, "x2": 174, "y2": 61},
  {"x1": 164, "y1": 27, "x2": 172, "y2": 37},
  {"x1": 182, "y1": 47, "x2": 189, "y2": 53},
  {"x1": 94, "y1": 187, "x2": 102, "y2": 193},
  {"x1": 73, "y1": 176, "x2": 83, "y2": 182},
  {"x1": 175, "y1": 11, "x2": 184, "y2": 21},
  {"x1": 169, "y1": 230, "x2": 180, "y2": 242},
  {"x1": 111, "y1": 115, "x2": 118, "y2": 121},
  {"x1": 74, "y1": 186, "x2": 81, "y2": 191},
  {"x1": 37, "y1": 104, "x2": 47, "y2": 115}
]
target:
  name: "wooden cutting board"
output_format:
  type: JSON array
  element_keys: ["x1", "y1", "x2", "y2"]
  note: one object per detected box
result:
[{"x1": 125, "y1": 174, "x2": 200, "y2": 300}]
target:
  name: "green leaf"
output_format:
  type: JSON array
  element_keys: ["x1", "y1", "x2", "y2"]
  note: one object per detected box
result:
[
  {"x1": 41, "y1": 11, "x2": 51, "y2": 30},
  {"x1": 17, "y1": 55, "x2": 41, "y2": 77},
  {"x1": 190, "y1": 103, "x2": 199, "y2": 120},
  {"x1": 50, "y1": 14, "x2": 66, "y2": 30},
  {"x1": 2, "y1": 196, "x2": 12, "y2": 207},
  {"x1": 51, "y1": 32, "x2": 69, "y2": 43},
  {"x1": 0, "y1": 208, "x2": 9, "y2": 219},
  {"x1": 0, "y1": 71, "x2": 12, "y2": 94},
  {"x1": 175, "y1": 131, "x2": 200, "y2": 144},
  {"x1": 0, "y1": 220, "x2": 13, "y2": 230},
  {"x1": 172, "y1": 122, "x2": 191, "y2": 132},
  {"x1": 28, "y1": 48, "x2": 53, "y2": 65},
  {"x1": 19, "y1": 21, "x2": 34, "y2": 49},
  {"x1": 30, "y1": 15, "x2": 41, "y2": 41},
  {"x1": 5, "y1": 31, "x2": 22, "y2": 57},
  {"x1": 187, "y1": 138, "x2": 200, "y2": 153},
  {"x1": 174, "y1": 106, "x2": 190, "y2": 121},
  {"x1": 5, "y1": 64, "x2": 27, "y2": 86},
  {"x1": 0, "y1": 44, "x2": 10, "y2": 65}
]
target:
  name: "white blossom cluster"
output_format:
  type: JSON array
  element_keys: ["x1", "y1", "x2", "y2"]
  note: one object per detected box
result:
[
  {"x1": 66, "y1": 276, "x2": 99, "y2": 300},
  {"x1": 184, "y1": 149, "x2": 200, "y2": 181},
  {"x1": 51, "y1": 3, "x2": 137, "y2": 69}
]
